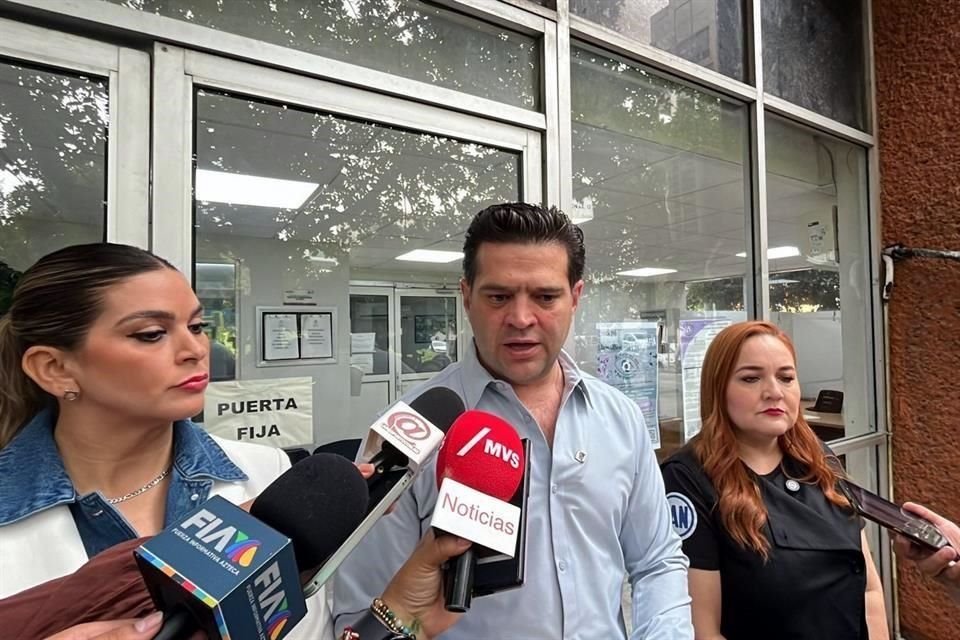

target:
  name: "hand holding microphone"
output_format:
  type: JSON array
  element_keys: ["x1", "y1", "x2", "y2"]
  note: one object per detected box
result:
[
  {"x1": 362, "y1": 387, "x2": 464, "y2": 508},
  {"x1": 137, "y1": 453, "x2": 369, "y2": 640},
  {"x1": 429, "y1": 410, "x2": 526, "y2": 613}
]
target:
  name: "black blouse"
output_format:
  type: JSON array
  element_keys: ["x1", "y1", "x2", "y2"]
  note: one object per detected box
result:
[{"x1": 661, "y1": 444, "x2": 868, "y2": 640}]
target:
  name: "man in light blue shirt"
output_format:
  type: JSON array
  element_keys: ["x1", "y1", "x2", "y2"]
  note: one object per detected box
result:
[{"x1": 334, "y1": 203, "x2": 692, "y2": 639}]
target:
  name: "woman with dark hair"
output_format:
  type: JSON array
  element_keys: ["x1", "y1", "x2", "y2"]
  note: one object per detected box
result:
[
  {"x1": 660, "y1": 321, "x2": 887, "y2": 640},
  {"x1": 0, "y1": 243, "x2": 470, "y2": 640}
]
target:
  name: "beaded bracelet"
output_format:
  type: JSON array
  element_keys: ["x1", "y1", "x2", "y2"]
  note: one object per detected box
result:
[{"x1": 370, "y1": 597, "x2": 418, "y2": 639}]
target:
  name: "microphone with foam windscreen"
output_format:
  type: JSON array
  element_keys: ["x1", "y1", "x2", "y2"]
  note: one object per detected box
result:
[
  {"x1": 429, "y1": 410, "x2": 526, "y2": 612},
  {"x1": 4, "y1": 454, "x2": 369, "y2": 640},
  {"x1": 137, "y1": 453, "x2": 369, "y2": 640},
  {"x1": 300, "y1": 387, "x2": 465, "y2": 597}
]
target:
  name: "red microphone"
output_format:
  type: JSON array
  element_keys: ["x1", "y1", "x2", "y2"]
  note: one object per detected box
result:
[{"x1": 431, "y1": 410, "x2": 525, "y2": 612}]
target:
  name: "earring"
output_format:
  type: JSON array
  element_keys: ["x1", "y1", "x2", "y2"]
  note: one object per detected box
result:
[{"x1": 63, "y1": 390, "x2": 80, "y2": 401}]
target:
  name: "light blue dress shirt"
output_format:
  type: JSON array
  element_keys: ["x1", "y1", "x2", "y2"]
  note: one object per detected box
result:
[{"x1": 333, "y1": 342, "x2": 692, "y2": 639}]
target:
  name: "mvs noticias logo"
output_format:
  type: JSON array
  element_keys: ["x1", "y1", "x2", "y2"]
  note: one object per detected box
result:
[{"x1": 224, "y1": 532, "x2": 261, "y2": 567}]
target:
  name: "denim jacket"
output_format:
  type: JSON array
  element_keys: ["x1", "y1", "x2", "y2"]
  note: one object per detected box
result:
[{"x1": 0, "y1": 409, "x2": 292, "y2": 600}]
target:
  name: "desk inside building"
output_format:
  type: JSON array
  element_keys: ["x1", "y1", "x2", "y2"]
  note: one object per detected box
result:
[{"x1": 800, "y1": 399, "x2": 845, "y2": 441}]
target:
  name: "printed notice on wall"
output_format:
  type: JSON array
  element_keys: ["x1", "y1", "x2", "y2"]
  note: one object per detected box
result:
[
  {"x1": 202, "y1": 377, "x2": 313, "y2": 447},
  {"x1": 300, "y1": 312, "x2": 333, "y2": 359},
  {"x1": 262, "y1": 313, "x2": 300, "y2": 361},
  {"x1": 678, "y1": 314, "x2": 744, "y2": 440},
  {"x1": 596, "y1": 322, "x2": 661, "y2": 449}
]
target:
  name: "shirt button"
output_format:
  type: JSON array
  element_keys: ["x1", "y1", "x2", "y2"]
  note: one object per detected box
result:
[
  {"x1": 558, "y1": 561, "x2": 567, "y2": 572},
  {"x1": 191, "y1": 494, "x2": 200, "y2": 501},
  {"x1": 551, "y1": 484, "x2": 559, "y2": 495}
]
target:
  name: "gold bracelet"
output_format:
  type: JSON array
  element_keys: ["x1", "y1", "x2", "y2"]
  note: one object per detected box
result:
[{"x1": 371, "y1": 597, "x2": 418, "y2": 639}]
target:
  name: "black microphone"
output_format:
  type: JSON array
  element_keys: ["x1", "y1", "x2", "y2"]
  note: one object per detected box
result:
[
  {"x1": 138, "y1": 453, "x2": 369, "y2": 640},
  {"x1": 365, "y1": 386, "x2": 465, "y2": 507},
  {"x1": 299, "y1": 387, "x2": 466, "y2": 597}
]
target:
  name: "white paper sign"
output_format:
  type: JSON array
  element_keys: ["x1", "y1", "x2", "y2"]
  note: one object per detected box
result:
[
  {"x1": 300, "y1": 313, "x2": 333, "y2": 359},
  {"x1": 430, "y1": 478, "x2": 521, "y2": 556},
  {"x1": 350, "y1": 353, "x2": 375, "y2": 374},
  {"x1": 351, "y1": 332, "x2": 376, "y2": 354},
  {"x1": 365, "y1": 401, "x2": 444, "y2": 471},
  {"x1": 202, "y1": 377, "x2": 313, "y2": 447},
  {"x1": 263, "y1": 313, "x2": 300, "y2": 360}
]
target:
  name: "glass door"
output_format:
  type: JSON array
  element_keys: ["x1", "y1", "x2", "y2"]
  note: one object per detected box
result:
[
  {"x1": 348, "y1": 286, "x2": 395, "y2": 433},
  {"x1": 151, "y1": 45, "x2": 541, "y2": 445},
  {"x1": 0, "y1": 18, "x2": 149, "y2": 304},
  {"x1": 396, "y1": 289, "x2": 463, "y2": 397}
]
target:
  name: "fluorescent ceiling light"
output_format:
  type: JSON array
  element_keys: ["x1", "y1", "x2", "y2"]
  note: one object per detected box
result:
[
  {"x1": 306, "y1": 250, "x2": 339, "y2": 265},
  {"x1": 395, "y1": 249, "x2": 464, "y2": 264},
  {"x1": 617, "y1": 267, "x2": 678, "y2": 277},
  {"x1": 736, "y1": 245, "x2": 800, "y2": 260},
  {"x1": 196, "y1": 169, "x2": 318, "y2": 208},
  {"x1": 769, "y1": 278, "x2": 799, "y2": 285}
]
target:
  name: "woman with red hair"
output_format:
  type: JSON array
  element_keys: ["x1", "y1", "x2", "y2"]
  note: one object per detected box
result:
[{"x1": 661, "y1": 321, "x2": 887, "y2": 639}]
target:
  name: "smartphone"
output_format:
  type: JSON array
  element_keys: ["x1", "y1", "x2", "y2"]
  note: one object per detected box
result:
[
  {"x1": 471, "y1": 438, "x2": 531, "y2": 597},
  {"x1": 842, "y1": 481, "x2": 951, "y2": 552}
]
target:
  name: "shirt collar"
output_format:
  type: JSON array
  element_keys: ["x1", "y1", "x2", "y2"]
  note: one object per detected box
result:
[
  {"x1": 0, "y1": 409, "x2": 246, "y2": 526},
  {"x1": 460, "y1": 340, "x2": 593, "y2": 409}
]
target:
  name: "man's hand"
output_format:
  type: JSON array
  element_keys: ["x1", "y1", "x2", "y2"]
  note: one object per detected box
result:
[
  {"x1": 894, "y1": 502, "x2": 960, "y2": 592},
  {"x1": 380, "y1": 531, "x2": 472, "y2": 640}
]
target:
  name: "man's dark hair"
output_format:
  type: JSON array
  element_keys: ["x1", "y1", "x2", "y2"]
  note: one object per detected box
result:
[{"x1": 462, "y1": 202, "x2": 585, "y2": 286}]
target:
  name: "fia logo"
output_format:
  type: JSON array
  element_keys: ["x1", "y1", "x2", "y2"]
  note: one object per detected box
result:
[
  {"x1": 666, "y1": 492, "x2": 698, "y2": 540},
  {"x1": 181, "y1": 510, "x2": 261, "y2": 567},
  {"x1": 455, "y1": 427, "x2": 521, "y2": 469},
  {"x1": 254, "y1": 561, "x2": 292, "y2": 640}
]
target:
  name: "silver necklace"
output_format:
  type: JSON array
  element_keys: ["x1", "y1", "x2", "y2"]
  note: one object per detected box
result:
[{"x1": 105, "y1": 466, "x2": 173, "y2": 504}]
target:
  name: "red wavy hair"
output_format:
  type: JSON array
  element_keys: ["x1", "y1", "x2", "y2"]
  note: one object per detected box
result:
[{"x1": 692, "y1": 321, "x2": 849, "y2": 558}]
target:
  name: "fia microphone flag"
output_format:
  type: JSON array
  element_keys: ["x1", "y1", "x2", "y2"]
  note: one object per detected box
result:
[{"x1": 135, "y1": 496, "x2": 306, "y2": 640}]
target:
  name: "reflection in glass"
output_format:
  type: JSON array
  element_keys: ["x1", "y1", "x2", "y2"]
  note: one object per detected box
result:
[
  {"x1": 0, "y1": 61, "x2": 107, "y2": 309},
  {"x1": 571, "y1": 0, "x2": 745, "y2": 80},
  {"x1": 838, "y1": 447, "x2": 882, "y2": 566},
  {"x1": 762, "y1": 0, "x2": 866, "y2": 129},
  {"x1": 109, "y1": 0, "x2": 540, "y2": 110},
  {"x1": 400, "y1": 295, "x2": 458, "y2": 374},
  {"x1": 196, "y1": 262, "x2": 238, "y2": 381},
  {"x1": 765, "y1": 115, "x2": 872, "y2": 440},
  {"x1": 570, "y1": 44, "x2": 749, "y2": 459},
  {"x1": 192, "y1": 90, "x2": 519, "y2": 441},
  {"x1": 349, "y1": 294, "x2": 391, "y2": 376}
]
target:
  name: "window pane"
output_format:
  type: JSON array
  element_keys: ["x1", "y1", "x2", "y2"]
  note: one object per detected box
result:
[
  {"x1": 108, "y1": 0, "x2": 539, "y2": 110},
  {"x1": 762, "y1": 0, "x2": 866, "y2": 129},
  {"x1": 571, "y1": 44, "x2": 749, "y2": 460},
  {"x1": 765, "y1": 115, "x2": 873, "y2": 440},
  {"x1": 838, "y1": 446, "x2": 882, "y2": 572},
  {"x1": 400, "y1": 295, "x2": 458, "y2": 374},
  {"x1": 193, "y1": 90, "x2": 520, "y2": 445},
  {"x1": 571, "y1": 0, "x2": 746, "y2": 81},
  {"x1": 349, "y1": 294, "x2": 391, "y2": 376},
  {"x1": 0, "y1": 61, "x2": 107, "y2": 313}
]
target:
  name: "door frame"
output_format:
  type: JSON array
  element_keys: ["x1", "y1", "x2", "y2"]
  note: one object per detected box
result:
[
  {"x1": 394, "y1": 286, "x2": 465, "y2": 398},
  {"x1": 150, "y1": 44, "x2": 543, "y2": 273},
  {"x1": 0, "y1": 17, "x2": 150, "y2": 247}
]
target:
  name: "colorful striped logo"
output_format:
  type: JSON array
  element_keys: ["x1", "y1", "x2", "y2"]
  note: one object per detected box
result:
[
  {"x1": 224, "y1": 531, "x2": 261, "y2": 567},
  {"x1": 266, "y1": 603, "x2": 292, "y2": 640}
]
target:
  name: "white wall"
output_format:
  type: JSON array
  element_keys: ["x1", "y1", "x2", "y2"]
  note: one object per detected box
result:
[{"x1": 198, "y1": 234, "x2": 354, "y2": 445}]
